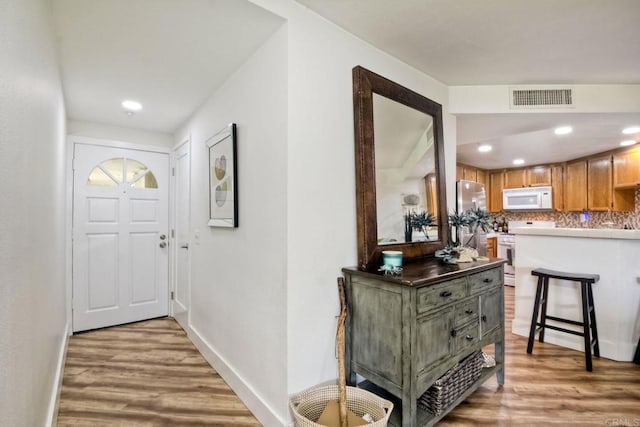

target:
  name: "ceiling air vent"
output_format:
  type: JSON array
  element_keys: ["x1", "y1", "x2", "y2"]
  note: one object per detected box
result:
[{"x1": 510, "y1": 87, "x2": 574, "y2": 109}]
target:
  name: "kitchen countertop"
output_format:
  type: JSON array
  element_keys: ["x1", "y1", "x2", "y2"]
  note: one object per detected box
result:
[{"x1": 512, "y1": 227, "x2": 640, "y2": 240}]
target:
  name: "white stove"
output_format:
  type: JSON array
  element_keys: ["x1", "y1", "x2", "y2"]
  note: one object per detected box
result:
[{"x1": 498, "y1": 221, "x2": 556, "y2": 286}]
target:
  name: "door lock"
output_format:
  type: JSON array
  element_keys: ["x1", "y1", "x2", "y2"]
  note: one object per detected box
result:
[
  {"x1": 160, "y1": 234, "x2": 167, "y2": 240},
  {"x1": 159, "y1": 242, "x2": 167, "y2": 248}
]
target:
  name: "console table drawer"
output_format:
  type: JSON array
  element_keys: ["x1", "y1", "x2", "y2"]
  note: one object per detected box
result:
[
  {"x1": 417, "y1": 278, "x2": 467, "y2": 314},
  {"x1": 468, "y1": 268, "x2": 501, "y2": 293},
  {"x1": 454, "y1": 321, "x2": 480, "y2": 353},
  {"x1": 454, "y1": 297, "x2": 479, "y2": 326}
]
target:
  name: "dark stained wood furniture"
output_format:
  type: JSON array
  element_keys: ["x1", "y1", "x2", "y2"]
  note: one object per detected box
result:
[
  {"x1": 343, "y1": 258, "x2": 506, "y2": 427},
  {"x1": 527, "y1": 268, "x2": 601, "y2": 371}
]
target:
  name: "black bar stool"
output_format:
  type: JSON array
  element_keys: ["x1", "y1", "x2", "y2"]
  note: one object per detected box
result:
[{"x1": 527, "y1": 268, "x2": 600, "y2": 371}]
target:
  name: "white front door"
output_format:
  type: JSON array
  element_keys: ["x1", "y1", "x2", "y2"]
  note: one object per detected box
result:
[
  {"x1": 172, "y1": 141, "x2": 190, "y2": 329},
  {"x1": 72, "y1": 143, "x2": 169, "y2": 332}
]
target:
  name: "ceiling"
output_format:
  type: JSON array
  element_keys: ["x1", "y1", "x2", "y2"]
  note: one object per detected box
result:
[
  {"x1": 297, "y1": 0, "x2": 640, "y2": 169},
  {"x1": 52, "y1": 0, "x2": 640, "y2": 167},
  {"x1": 52, "y1": 0, "x2": 284, "y2": 133}
]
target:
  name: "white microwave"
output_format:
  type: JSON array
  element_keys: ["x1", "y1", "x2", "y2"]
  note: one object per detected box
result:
[{"x1": 502, "y1": 186, "x2": 553, "y2": 210}]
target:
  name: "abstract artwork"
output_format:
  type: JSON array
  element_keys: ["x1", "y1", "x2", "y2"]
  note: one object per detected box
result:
[{"x1": 206, "y1": 123, "x2": 237, "y2": 227}]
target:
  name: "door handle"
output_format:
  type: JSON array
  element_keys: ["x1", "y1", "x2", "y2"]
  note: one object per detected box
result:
[
  {"x1": 160, "y1": 234, "x2": 167, "y2": 240},
  {"x1": 159, "y1": 242, "x2": 167, "y2": 248},
  {"x1": 180, "y1": 244, "x2": 189, "y2": 249}
]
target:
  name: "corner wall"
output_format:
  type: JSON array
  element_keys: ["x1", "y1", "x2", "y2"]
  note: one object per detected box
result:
[
  {"x1": 0, "y1": 0, "x2": 68, "y2": 424},
  {"x1": 173, "y1": 24, "x2": 289, "y2": 425}
]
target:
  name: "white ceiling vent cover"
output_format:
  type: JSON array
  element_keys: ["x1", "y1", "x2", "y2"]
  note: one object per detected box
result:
[{"x1": 510, "y1": 87, "x2": 575, "y2": 109}]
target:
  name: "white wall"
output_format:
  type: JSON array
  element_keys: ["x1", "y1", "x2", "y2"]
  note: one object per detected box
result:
[
  {"x1": 284, "y1": 2, "x2": 455, "y2": 394},
  {"x1": 174, "y1": 25, "x2": 289, "y2": 425},
  {"x1": 68, "y1": 119, "x2": 173, "y2": 148},
  {"x1": 0, "y1": 0, "x2": 68, "y2": 425}
]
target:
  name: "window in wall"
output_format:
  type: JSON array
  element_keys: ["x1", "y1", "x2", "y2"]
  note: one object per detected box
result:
[{"x1": 87, "y1": 157, "x2": 158, "y2": 189}]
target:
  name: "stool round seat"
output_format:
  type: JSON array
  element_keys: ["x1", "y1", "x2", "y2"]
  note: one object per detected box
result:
[{"x1": 527, "y1": 268, "x2": 600, "y2": 372}]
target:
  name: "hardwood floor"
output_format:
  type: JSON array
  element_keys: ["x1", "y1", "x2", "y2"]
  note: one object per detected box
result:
[
  {"x1": 56, "y1": 319, "x2": 260, "y2": 426},
  {"x1": 440, "y1": 285, "x2": 640, "y2": 426},
  {"x1": 56, "y1": 286, "x2": 640, "y2": 426}
]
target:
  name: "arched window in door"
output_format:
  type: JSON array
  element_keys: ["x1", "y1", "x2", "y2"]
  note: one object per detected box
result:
[{"x1": 87, "y1": 157, "x2": 158, "y2": 189}]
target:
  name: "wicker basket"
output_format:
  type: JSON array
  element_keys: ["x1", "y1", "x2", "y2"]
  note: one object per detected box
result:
[
  {"x1": 417, "y1": 351, "x2": 484, "y2": 416},
  {"x1": 289, "y1": 385, "x2": 393, "y2": 427}
]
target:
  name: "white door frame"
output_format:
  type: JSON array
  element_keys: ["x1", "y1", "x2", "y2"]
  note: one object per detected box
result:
[
  {"x1": 170, "y1": 136, "x2": 191, "y2": 328},
  {"x1": 65, "y1": 136, "x2": 171, "y2": 335}
]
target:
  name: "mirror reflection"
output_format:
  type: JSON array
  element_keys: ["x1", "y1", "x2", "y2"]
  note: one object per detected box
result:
[{"x1": 374, "y1": 94, "x2": 439, "y2": 245}]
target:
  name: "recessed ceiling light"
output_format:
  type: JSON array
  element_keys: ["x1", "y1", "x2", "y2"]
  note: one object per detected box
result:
[
  {"x1": 121, "y1": 100, "x2": 142, "y2": 112},
  {"x1": 554, "y1": 126, "x2": 573, "y2": 135},
  {"x1": 620, "y1": 140, "x2": 637, "y2": 147},
  {"x1": 513, "y1": 159, "x2": 525, "y2": 165},
  {"x1": 622, "y1": 126, "x2": 640, "y2": 135},
  {"x1": 478, "y1": 144, "x2": 492, "y2": 152}
]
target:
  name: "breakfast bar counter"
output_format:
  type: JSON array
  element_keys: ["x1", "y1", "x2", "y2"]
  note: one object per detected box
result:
[{"x1": 511, "y1": 227, "x2": 640, "y2": 361}]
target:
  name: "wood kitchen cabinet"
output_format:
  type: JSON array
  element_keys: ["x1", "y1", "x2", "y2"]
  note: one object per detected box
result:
[
  {"x1": 587, "y1": 154, "x2": 612, "y2": 211},
  {"x1": 486, "y1": 236, "x2": 497, "y2": 258},
  {"x1": 488, "y1": 170, "x2": 504, "y2": 212},
  {"x1": 343, "y1": 260, "x2": 505, "y2": 427},
  {"x1": 456, "y1": 163, "x2": 480, "y2": 183},
  {"x1": 564, "y1": 160, "x2": 588, "y2": 211},
  {"x1": 504, "y1": 169, "x2": 526, "y2": 188},
  {"x1": 551, "y1": 165, "x2": 564, "y2": 211},
  {"x1": 504, "y1": 166, "x2": 551, "y2": 188},
  {"x1": 527, "y1": 165, "x2": 552, "y2": 186},
  {"x1": 613, "y1": 147, "x2": 640, "y2": 188},
  {"x1": 476, "y1": 169, "x2": 487, "y2": 187}
]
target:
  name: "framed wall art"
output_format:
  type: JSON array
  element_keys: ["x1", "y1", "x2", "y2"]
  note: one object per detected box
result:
[{"x1": 206, "y1": 123, "x2": 238, "y2": 227}]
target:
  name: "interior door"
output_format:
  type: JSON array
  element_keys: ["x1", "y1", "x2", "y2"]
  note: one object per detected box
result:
[
  {"x1": 72, "y1": 144, "x2": 169, "y2": 332},
  {"x1": 172, "y1": 141, "x2": 190, "y2": 329}
]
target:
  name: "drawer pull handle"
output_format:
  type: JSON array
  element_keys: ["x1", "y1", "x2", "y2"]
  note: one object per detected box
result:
[
  {"x1": 482, "y1": 315, "x2": 487, "y2": 322},
  {"x1": 465, "y1": 309, "x2": 474, "y2": 314},
  {"x1": 465, "y1": 335, "x2": 474, "y2": 341},
  {"x1": 440, "y1": 291, "x2": 452, "y2": 298},
  {"x1": 483, "y1": 278, "x2": 492, "y2": 283},
  {"x1": 450, "y1": 330, "x2": 457, "y2": 337}
]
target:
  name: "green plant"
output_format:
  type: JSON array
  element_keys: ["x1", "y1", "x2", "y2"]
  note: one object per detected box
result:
[
  {"x1": 447, "y1": 208, "x2": 491, "y2": 247},
  {"x1": 410, "y1": 211, "x2": 436, "y2": 240}
]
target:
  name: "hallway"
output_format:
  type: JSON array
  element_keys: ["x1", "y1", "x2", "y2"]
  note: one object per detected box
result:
[{"x1": 56, "y1": 318, "x2": 261, "y2": 426}]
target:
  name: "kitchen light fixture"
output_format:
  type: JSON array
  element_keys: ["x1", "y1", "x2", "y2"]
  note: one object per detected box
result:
[
  {"x1": 478, "y1": 144, "x2": 492, "y2": 152},
  {"x1": 554, "y1": 126, "x2": 573, "y2": 135},
  {"x1": 622, "y1": 126, "x2": 640, "y2": 135},
  {"x1": 121, "y1": 100, "x2": 143, "y2": 113},
  {"x1": 620, "y1": 140, "x2": 637, "y2": 147},
  {"x1": 513, "y1": 159, "x2": 525, "y2": 165}
]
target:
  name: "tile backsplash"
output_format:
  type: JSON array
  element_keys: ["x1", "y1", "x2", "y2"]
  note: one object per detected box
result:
[{"x1": 489, "y1": 188, "x2": 640, "y2": 229}]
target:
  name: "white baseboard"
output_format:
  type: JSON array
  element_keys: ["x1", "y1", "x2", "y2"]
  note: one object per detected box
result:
[
  {"x1": 46, "y1": 321, "x2": 71, "y2": 427},
  {"x1": 186, "y1": 323, "x2": 287, "y2": 427}
]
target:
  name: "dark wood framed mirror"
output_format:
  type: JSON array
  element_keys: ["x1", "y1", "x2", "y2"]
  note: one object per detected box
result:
[{"x1": 353, "y1": 66, "x2": 448, "y2": 269}]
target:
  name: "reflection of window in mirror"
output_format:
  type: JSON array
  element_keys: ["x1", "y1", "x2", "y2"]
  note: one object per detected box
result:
[{"x1": 373, "y1": 93, "x2": 436, "y2": 244}]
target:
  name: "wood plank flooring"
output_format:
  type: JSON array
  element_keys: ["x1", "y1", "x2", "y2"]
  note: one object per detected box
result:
[
  {"x1": 56, "y1": 319, "x2": 260, "y2": 426},
  {"x1": 56, "y1": 286, "x2": 640, "y2": 426}
]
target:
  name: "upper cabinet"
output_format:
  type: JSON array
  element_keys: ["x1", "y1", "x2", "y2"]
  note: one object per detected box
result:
[
  {"x1": 488, "y1": 170, "x2": 504, "y2": 212},
  {"x1": 551, "y1": 165, "x2": 564, "y2": 211},
  {"x1": 613, "y1": 147, "x2": 640, "y2": 188},
  {"x1": 527, "y1": 165, "x2": 552, "y2": 187},
  {"x1": 504, "y1": 169, "x2": 526, "y2": 188},
  {"x1": 503, "y1": 165, "x2": 551, "y2": 188},
  {"x1": 456, "y1": 163, "x2": 479, "y2": 182},
  {"x1": 587, "y1": 154, "x2": 612, "y2": 211},
  {"x1": 564, "y1": 160, "x2": 588, "y2": 211}
]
